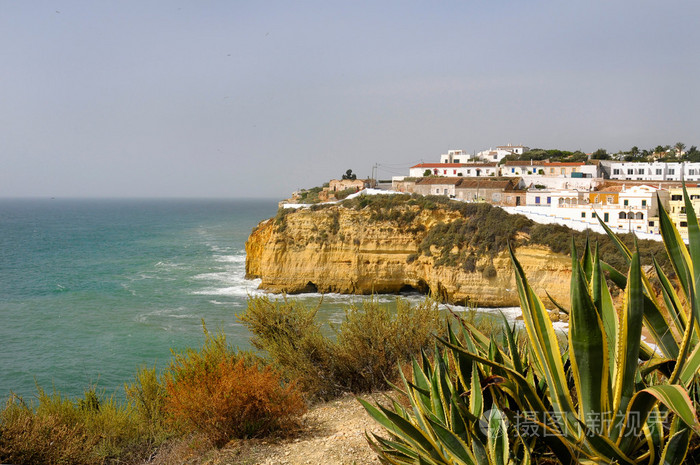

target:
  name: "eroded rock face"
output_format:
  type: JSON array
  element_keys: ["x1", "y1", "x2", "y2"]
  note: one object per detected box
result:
[{"x1": 245, "y1": 205, "x2": 571, "y2": 307}]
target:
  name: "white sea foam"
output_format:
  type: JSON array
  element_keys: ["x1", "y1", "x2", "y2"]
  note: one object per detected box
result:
[{"x1": 213, "y1": 254, "x2": 246, "y2": 264}]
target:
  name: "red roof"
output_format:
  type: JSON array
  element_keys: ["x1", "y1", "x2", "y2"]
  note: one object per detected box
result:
[
  {"x1": 544, "y1": 162, "x2": 585, "y2": 167},
  {"x1": 411, "y1": 162, "x2": 498, "y2": 168}
]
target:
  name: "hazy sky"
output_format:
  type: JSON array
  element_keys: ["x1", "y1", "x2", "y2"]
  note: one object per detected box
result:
[{"x1": 1, "y1": 1, "x2": 698, "y2": 198}]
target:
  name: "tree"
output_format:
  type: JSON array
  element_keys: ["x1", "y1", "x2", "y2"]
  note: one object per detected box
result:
[
  {"x1": 423, "y1": 169, "x2": 431, "y2": 177},
  {"x1": 590, "y1": 148, "x2": 610, "y2": 160},
  {"x1": 675, "y1": 141, "x2": 686, "y2": 155},
  {"x1": 341, "y1": 169, "x2": 357, "y2": 180}
]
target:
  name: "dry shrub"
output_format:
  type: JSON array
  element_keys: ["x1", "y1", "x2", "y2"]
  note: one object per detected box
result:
[
  {"x1": 0, "y1": 387, "x2": 140, "y2": 465},
  {"x1": 240, "y1": 296, "x2": 337, "y2": 399},
  {"x1": 333, "y1": 298, "x2": 441, "y2": 392},
  {"x1": 239, "y1": 296, "x2": 443, "y2": 399},
  {"x1": 0, "y1": 395, "x2": 96, "y2": 465},
  {"x1": 164, "y1": 327, "x2": 306, "y2": 446}
]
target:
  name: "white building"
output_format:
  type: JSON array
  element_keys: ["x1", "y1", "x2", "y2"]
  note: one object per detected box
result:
[
  {"x1": 544, "y1": 185, "x2": 667, "y2": 235},
  {"x1": 439, "y1": 149, "x2": 472, "y2": 164},
  {"x1": 608, "y1": 162, "x2": 700, "y2": 182},
  {"x1": 476, "y1": 144, "x2": 530, "y2": 163},
  {"x1": 408, "y1": 163, "x2": 500, "y2": 178}
]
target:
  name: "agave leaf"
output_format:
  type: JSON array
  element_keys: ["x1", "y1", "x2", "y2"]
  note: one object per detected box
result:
[
  {"x1": 592, "y1": 244, "x2": 618, "y2": 389},
  {"x1": 611, "y1": 251, "x2": 644, "y2": 441},
  {"x1": 658, "y1": 419, "x2": 691, "y2": 465},
  {"x1": 370, "y1": 432, "x2": 420, "y2": 461},
  {"x1": 501, "y1": 314, "x2": 524, "y2": 374},
  {"x1": 470, "y1": 362, "x2": 483, "y2": 418},
  {"x1": 679, "y1": 342, "x2": 700, "y2": 387},
  {"x1": 581, "y1": 235, "x2": 594, "y2": 282},
  {"x1": 437, "y1": 336, "x2": 577, "y2": 463},
  {"x1": 669, "y1": 289, "x2": 698, "y2": 384},
  {"x1": 601, "y1": 258, "x2": 680, "y2": 359},
  {"x1": 426, "y1": 417, "x2": 478, "y2": 465},
  {"x1": 569, "y1": 240, "x2": 610, "y2": 423},
  {"x1": 621, "y1": 384, "x2": 700, "y2": 452},
  {"x1": 573, "y1": 422, "x2": 637, "y2": 465},
  {"x1": 683, "y1": 184, "x2": 700, "y2": 284},
  {"x1": 643, "y1": 406, "x2": 663, "y2": 465},
  {"x1": 546, "y1": 290, "x2": 569, "y2": 315},
  {"x1": 363, "y1": 399, "x2": 448, "y2": 462},
  {"x1": 658, "y1": 193, "x2": 693, "y2": 299},
  {"x1": 486, "y1": 409, "x2": 509, "y2": 465},
  {"x1": 653, "y1": 256, "x2": 689, "y2": 333},
  {"x1": 429, "y1": 362, "x2": 447, "y2": 425},
  {"x1": 447, "y1": 322, "x2": 473, "y2": 389},
  {"x1": 508, "y1": 243, "x2": 577, "y2": 436},
  {"x1": 596, "y1": 213, "x2": 633, "y2": 265}
]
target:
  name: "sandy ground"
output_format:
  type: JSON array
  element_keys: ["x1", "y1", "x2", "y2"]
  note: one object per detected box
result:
[{"x1": 201, "y1": 392, "x2": 387, "y2": 465}]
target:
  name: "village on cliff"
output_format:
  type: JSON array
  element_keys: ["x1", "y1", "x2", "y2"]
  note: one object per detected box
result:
[{"x1": 286, "y1": 143, "x2": 700, "y2": 241}]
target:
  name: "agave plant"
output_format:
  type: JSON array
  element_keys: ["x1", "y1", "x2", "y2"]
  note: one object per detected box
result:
[{"x1": 362, "y1": 186, "x2": 700, "y2": 464}]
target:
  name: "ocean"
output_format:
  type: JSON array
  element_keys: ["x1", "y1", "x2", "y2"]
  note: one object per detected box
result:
[{"x1": 0, "y1": 198, "x2": 523, "y2": 402}]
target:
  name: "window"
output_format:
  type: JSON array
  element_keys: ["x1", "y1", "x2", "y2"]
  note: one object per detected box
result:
[
  {"x1": 642, "y1": 200, "x2": 647, "y2": 207},
  {"x1": 669, "y1": 169, "x2": 675, "y2": 175},
  {"x1": 592, "y1": 212, "x2": 597, "y2": 218},
  {"x1": 443, "y1": 170, "x2": 447, "y2": 175},
  {"x1": 453, "y1": 170, "x2": 457, "y2": 175},
  {"x1": 656, "y1": 169, "x2": 662, "y2": 175},
  {"x1": 613, "y1": 169, "x2": 620, "y2": 175},
  {"x1": 550, "y1": 168, "x2": 554, "y2": 174},
  {"x1": 627, "y1": 169, "x2": 634, "y2": 175},
  {"x1": 681, "y1": 221, "x2": 688, "y2": 227},
  {"x1": 671, "y1": 195, "x2": 682, "y2": 201},
  {"x1": 649, "y1": 221, "x2": 655, "y2": 226},
  {"x1": 453, "y1": 159, "x2": 460, "y2": 163},
  {"x1": 561, "y1": 168, "x2": 566, "y2": 175},
  {"x1": 607, "y1": 196, "x2": 614, "y2": 204},
  {"x1": 512, "y1": 168, "x2": 515, "y2": 173},
  {"x1": 535, "y1": 196, "x2": 541, "y2": 204},
  {"x1": 619, "y1": 212, "x2": 627, "y2": 219},
  {"x1": 637, "y1": 169, "x2": 644, "y2": 175},
  {"x1": 604, "y1": 213, "x2": 609, "y2": 222},
  {"x1": 623, "y1": 200, "x2": 629, "y2": 206},
  {"x1": 547, "y1": 197, "x2": 551, "y2": 204},
  {"x1": 581, "y1": 212, "x2": 586, "y2": 218},
  {"x1": 444, "y1": 189, "x2": 448, "y2": 194},
  {"x1": 690, "y1": 169, "x2": 696, "y2": 175}
]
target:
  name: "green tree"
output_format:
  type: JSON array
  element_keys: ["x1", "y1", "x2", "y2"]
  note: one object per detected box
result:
[
  {"x1": 341, "y1": 169, "x2": 357, "y2": 180},
  {"x1": 590, "y1": 148, "x2": 609, "y2": 160},
  {"x1": 675, "y1": 141, "x2": 686, "y2": 156},
  {"x1": 423, "y1": 169, "x2": 431, "y2": 177}
]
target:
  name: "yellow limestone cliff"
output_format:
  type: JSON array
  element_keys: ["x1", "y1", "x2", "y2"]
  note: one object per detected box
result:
[{"x1": 245, "y1": 203, "x2": 572, "y2": 307}]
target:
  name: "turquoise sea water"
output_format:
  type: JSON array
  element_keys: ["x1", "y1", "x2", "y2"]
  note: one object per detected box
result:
[
  {"x1": 0, "y1": 198, "x2": 518, "y2": 402},
  {"x1": 0, "y1": 198, "x2": 289, "y2": 400}
]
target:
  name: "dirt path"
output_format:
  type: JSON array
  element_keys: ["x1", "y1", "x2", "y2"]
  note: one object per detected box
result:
[{"x1": 204, "y1": 392, "x2": 387, "y2": 465}]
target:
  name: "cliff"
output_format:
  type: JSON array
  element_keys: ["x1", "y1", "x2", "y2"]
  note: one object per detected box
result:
[{"x1": 245, "y1": 197, "x2": 573, "y2": 307}]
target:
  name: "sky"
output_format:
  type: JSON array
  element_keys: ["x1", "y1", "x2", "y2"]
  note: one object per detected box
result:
[{"x1": 1, "y1": 1, "x2": 699, "y2": 198}]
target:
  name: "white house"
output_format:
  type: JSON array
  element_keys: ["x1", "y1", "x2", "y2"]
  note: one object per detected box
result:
[
  {"x1": 439, "y1": 149, "x2": 472, "y2": 164},
  {"x1": 543, "y1": 185, "x2": 666, "y2": 235},
  {"x1": 607, "y1": 162, "x2": 699, "y2": 182},
  {"x1": 408, "y1": 163, "x2": 500, "y2": 178},
  {"x1": 476, "y1": 144, "x2": 530, "y2": 163}
]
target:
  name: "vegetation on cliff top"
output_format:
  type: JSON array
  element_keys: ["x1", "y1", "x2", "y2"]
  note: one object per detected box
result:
[{"x1": 274, "y1": 193, "x2": 670, "y2": 276}]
